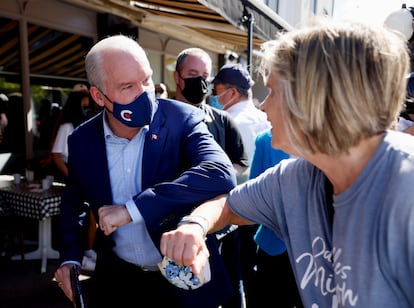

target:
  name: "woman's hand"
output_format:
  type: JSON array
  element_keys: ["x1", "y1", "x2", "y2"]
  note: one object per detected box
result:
[{"x1": 160, "y1": 223, "x2": 210, "y2": 275}]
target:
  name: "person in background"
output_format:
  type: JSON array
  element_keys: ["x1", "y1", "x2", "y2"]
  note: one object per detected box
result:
[
  {"x1": 211, "y1": 62, "x2": 271, "y2": 306},
  {"x1": 3, "y1": 93, "x2": 25, "y2": 154},
  {"x1": 173, "y1": 47, "x2": 248, "y2": 308},
  {"x1": 54, "y1": 35, "x2": 236, "y2": 308},
  {"x1": 36, "y1": 98, "x2": 61, "y2": 152},
  {"x1": 0, "y1": 93, "x2": 8, "y2": 146},
  {"x1": 398, "y1": 72, "x2": 414, "y2": 135},
  {"x1": 73, "y1": 83, "x2": 103, "y2": 118},
  {"x1": 71, "y1": 84, "x2": 101, "y2": 267},
  {"x1": 155, "y1": 82, "x2": 168, "y2": 98},
  {"x1": 72, "y1": 83, "x2": 89, "y2": 94},
  {"x1": 160, "y1": 19, "x2": 414, "y2": 307},
  {"x1": 50, "y1": 89, "x2": 98, "y2": 272},
  {"x1": 51, "y1": 91, "x2": 90, "y2": 179},
  {"x1": 211, "y1": 63, "x2": 270, "y2": 171},
  {"x1": 0, "y1": 92, "x2": 25, "y2": 173},
  {"x1": 174, "y1": 48, "x2": 249, "y2": 190},
  {"x1": 249, "y1": 130, "x2": 289, "y2": 179},
  {"x1": 248, "y1": 129, "x2": 302, "y2": 308}
]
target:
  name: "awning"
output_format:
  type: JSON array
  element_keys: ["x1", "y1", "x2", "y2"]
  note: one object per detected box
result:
[
  {"x1": 0, "y1": 0, "x2": 292, "y2": 84},
  {"x1": 64, "y1": 0, "x2": 292, "y2": 55}
]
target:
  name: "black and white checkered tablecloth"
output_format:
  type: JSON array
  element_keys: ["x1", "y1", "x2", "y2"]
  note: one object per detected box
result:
[{"x1": 0, "y1": 183, "x2": 64, "y2": 220}]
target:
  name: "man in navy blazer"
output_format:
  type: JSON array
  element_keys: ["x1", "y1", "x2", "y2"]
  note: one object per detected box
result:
[{"x1": 54, "y1": 35, "x2": 236, "y2": 308}]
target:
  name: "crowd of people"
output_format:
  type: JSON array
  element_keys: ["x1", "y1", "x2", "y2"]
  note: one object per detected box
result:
[{"x1": 50, "y1": 16, "x2": 414, "y2": 308}]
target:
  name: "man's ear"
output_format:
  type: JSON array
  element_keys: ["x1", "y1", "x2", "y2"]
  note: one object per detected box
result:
[
  {"x1": 173, "y1": 71, "x2": 180, "y2": 86},
  {"x1": 228, "y1": 86, "x2": 239, "y2": 98},
  {"x1": 89, "y1": 86, "x2": 105, "y2": 107}
]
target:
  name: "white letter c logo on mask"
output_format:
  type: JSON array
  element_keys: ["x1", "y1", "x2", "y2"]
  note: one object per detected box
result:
[{"x1": 120, "y1": 110, "x2": 132, "y2": 121}]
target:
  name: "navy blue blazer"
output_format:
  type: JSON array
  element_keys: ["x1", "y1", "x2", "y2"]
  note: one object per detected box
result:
[{"x1": 59, "y1": 98, "x2": 237, "y2": 307}]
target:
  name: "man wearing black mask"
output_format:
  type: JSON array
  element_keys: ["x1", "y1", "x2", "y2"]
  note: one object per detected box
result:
[
  {"x1": 174, "y1": 47, "x2": 248, "y2": 308},
  {"x1": 174, "y1": 48, "x2": 248, "y2": 178}
]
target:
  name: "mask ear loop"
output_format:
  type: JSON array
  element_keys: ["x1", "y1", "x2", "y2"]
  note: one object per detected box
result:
[
  {"x1": 95, "y1": 88, "x2": 113, "y2": 104},
  {"x1": 220, "y1": 88, "x2": 235, "y2": 110},
  {"x1": 94, "y1": 87, "x2": 115, "y2": 114}
]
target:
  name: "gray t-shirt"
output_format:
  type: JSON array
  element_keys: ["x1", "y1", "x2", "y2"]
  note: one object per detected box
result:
[{"x1": 228, "y1": 130, "x2": 414, "y2": 307}]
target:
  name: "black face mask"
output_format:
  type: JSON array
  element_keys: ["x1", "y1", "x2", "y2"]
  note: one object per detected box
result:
[{"x1": 181, "y1": 76, "x2": 209, "y2": 105}]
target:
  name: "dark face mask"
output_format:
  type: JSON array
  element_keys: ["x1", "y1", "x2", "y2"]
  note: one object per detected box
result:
[
  {"x1": 102, "y1": 91, "x2": 154, "y2": 128},
  {"x1": 181, "y1": 76, "x2": 209, "y2": 105}
]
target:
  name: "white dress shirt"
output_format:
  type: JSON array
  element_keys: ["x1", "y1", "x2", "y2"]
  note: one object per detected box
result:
[{"x1": 226, "y1": 99, "x2": 271, "y2": 164}]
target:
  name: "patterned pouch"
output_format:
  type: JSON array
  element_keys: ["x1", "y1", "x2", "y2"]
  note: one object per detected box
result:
[{"x1": 158, "y1": 256, "x2": 211, "y2": 290}]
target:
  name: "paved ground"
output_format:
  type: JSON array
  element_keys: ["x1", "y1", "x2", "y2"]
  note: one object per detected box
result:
[
  {"x1": 0, "y1": 255, "x2": 93, "y2": 308},
  {"x1": 0, "y1": 217, "x2": 92, "y2": 308}
]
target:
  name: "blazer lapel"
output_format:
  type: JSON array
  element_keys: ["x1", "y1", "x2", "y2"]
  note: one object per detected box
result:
[{"x1": 142, "y1": 108, "x2": 167, "y2": 189}]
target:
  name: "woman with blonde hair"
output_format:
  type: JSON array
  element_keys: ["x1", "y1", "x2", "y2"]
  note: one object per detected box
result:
[{"x1": 161, "y1": 19, "x2": 414, "y2": 307}]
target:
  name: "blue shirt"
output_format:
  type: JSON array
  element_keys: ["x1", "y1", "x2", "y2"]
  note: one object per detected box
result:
[
  {"x1": 103, "y1": 114, "x2": 162, "y2": 266},
  {"x1": 249, "y1": 130, "x2": 289, "y2": 256}
]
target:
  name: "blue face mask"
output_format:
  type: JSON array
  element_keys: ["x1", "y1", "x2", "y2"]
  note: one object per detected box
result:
[
  {"x1": 209, "y1": 95, "x2": 223, "y2": 110},
  {"x1": 102, "y1": 91, "x2": 154, "y2": 128}
]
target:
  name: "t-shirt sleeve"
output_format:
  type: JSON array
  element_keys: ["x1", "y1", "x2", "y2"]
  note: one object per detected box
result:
[
  {"x1": 227, "y1": 165, "x2": 281, "y2": 228},
  {"x1": 51, "y1": 123, "x2": 73, "y2": 161}
]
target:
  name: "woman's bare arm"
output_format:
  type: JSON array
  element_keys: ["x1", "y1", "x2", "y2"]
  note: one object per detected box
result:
[{"x1": 160, "y1": 194, "x2": 253, "y2": 274}]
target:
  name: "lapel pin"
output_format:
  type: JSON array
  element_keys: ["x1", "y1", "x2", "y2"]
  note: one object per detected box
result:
[{"x1": 151, "y1": 134, "x2": 158, "y2": 140}]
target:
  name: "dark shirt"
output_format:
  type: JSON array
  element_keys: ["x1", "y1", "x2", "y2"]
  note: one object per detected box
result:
[{"x1": 201, "y1": 103, "x2": 249, "y2": 168}]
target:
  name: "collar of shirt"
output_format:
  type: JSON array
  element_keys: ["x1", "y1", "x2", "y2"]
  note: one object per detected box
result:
[{"x1": 226, "y1": 99, "x2": 251, "y2": 118}]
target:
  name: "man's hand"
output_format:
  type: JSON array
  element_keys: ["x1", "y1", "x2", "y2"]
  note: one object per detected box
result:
[
  {"x1": 54, "y1": 263, "x2": 76, "y2": 302},
  {"x1": 98, "y1": 205, "x2": 131, "y2": 235},
  {"x1": 160, "y1": 223, "x2": 210, "y2": 275}
]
